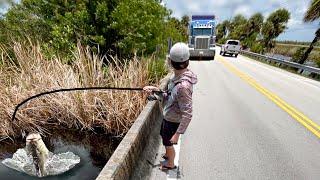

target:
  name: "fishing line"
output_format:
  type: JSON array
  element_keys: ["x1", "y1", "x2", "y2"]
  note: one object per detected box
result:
[{"x1": 11, "y1": 87, "x2": 164, "y2": 122}]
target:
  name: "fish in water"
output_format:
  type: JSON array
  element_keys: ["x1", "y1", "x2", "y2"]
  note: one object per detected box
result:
[
  {"x1": 2, "y1": 133, "x2": 80, "y2": 177},
  {"x1": 26, "y1": 133, "x2": 49, "y2": 177}
]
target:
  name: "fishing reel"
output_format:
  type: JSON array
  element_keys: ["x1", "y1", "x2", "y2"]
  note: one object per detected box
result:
[
  {"x1": 147, "y1": 95, "x2": 158, "y2": 101},
  {"x1": 147, "y1": 90, "x2": 165, "y2": 101}
]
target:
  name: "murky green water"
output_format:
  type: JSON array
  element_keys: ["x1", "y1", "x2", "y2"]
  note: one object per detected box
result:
[{"x1": 0, "y1": 129, "x2": 120, "y2": 180}]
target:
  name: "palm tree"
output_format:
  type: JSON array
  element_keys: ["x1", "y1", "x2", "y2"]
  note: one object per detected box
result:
[{"x1": 299, "y1": 0, "x2": 320, "y2": 64}]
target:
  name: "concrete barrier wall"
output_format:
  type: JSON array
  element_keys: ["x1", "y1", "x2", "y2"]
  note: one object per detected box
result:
[{"x1": 96, "y1": 76, "x2": 170, "y2": 180}]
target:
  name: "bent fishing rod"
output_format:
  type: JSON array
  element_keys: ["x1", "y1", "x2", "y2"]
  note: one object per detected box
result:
[{"x1": 11, "y1": 87, "x2": 164, "y2": 122}]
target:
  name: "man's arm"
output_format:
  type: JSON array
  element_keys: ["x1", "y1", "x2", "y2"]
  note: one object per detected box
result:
[{"x1": 176, "y1": 83, "x2": 193, "y2": 134}]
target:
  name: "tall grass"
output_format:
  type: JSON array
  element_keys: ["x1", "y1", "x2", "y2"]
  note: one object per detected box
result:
[
  {"x1": 272, "y1": 44, "x2": 320, "y2": 66},
  {"x1": 0, "y1": 42, "x2": 166, "y2": 140}
]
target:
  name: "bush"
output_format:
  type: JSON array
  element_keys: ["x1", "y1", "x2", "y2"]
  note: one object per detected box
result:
[
  {"x1": 1, "y1": 0, "x2": 182, "y2": 58},
  {"x1": 272, "y1": 44, "x2": 320, "y2": 65},
  {"x1": 217, "y1": 37, "x2": 227, "y2": 44},
  {"x1": 315, "y1": 56, "x2": 320, "y2": 67},
  {"x1": 292, "y1": 47, "x2": 306, "y2": 63},
  {"x1": 251, "y1": 43, "x2": 264, "y2": 53}
]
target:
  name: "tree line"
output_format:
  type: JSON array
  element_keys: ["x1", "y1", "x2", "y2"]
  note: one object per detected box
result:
[
  {"x1": 216, "y1": 8, "x2": 290, "y2": 53},
  {"x1": 216, "y1": 0, "x2": 319, "y2": 65},
  {"x1": 0, "y1": 0, "x2": 187, "y2": 58},
  {"x1": 276, "y1": 40, "x2": 320, "y2": 47}
]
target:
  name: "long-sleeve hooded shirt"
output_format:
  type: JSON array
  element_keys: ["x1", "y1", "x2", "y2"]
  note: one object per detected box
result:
[{"x1": 162, "y1": 69, "x2": 198, "y2": 134}]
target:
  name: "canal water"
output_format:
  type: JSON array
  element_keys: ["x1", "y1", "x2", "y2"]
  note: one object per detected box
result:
[{"x1": 0, "y1": 128, "x2": 120, "y2": 180}]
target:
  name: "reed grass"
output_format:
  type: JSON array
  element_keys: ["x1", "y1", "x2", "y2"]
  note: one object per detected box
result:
[
  {"x1": 272, "y1": 44, "x2": 320, "y2": 66},
  {"x1": 0, "y1": 41, "x2": 166, "y2": 140}
]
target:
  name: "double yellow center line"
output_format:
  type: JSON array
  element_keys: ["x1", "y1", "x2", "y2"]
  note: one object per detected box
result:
[{"x1": 217, "y1": 55, "x2": 320, "y2": 138}]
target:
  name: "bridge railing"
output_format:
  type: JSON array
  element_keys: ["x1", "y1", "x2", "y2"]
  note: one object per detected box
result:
[
  {"x1": 239, "y1": 50, "x2": 320, "y2": 76},
  {"x1": 216, "y1": 44, "x2": 320, "y2": 76}
]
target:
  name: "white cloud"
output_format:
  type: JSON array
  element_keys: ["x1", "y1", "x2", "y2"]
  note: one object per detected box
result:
[
  {"x1": 0, "y1": 0, "x2": 9, "y2": 9},
  {"x1": 288, "y1": 19, "x2": 301, "y2": 29},
  {"x1": 187, "y1": 1, "x2": 201, "y2": 12},
  {"x1": 234, "y1": 5, "x2": 252, "y2": 17},
  {"x1": 0, "y1": 0, "x2": 9, "y2": 6}
]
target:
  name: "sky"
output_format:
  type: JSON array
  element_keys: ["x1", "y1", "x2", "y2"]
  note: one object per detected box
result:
[
  {"x1": 163, "y1": 0, "x2": 319, "y2": 42},
  {"x1": 1, "y1": 0, "x2": 319, "y2": 42}
]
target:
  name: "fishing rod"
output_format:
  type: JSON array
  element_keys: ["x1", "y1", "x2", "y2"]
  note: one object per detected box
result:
[{"x1": 11, "y1": 87, "x2": 164, "y2": 122}]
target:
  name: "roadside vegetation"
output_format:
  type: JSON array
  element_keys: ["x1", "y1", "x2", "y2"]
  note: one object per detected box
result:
[
  {"x1": 216, "y1": 9, "x2": 290, "y2": 53},
  {"x1": 299, "y1": 0, "x2": 320, "y2": 65},
  {"x1": 0, "y1": 41, "x2": 158, "y2": 139},
  {"x1": 272, "y1": 44, "x2": 320, "y2": 66},
  {"x1": 275, "y1": 40, "x2": 320, "y2": 47},
  {"x1": 0, "y1": 0, "x2": 187, "y2": 57},
  {"x1": 216, "y1": 1, "x2": 320, "y2": 67},
  {"x1": 0, "y1": 0, "x2": 188, "y2": 140}
]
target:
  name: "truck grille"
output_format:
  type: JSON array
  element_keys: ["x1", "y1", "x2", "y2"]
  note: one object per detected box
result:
[{"x1": 195, "y1": 37, "x2": 209, "y2": 49}]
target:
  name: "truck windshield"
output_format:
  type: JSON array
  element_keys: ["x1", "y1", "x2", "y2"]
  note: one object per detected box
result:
[
  {"x1": 227, "y1": 41, "x2": 239, "y2": 45},
  {"x1": 193, "y1": 28, "x2": 212, "y2": 36}
]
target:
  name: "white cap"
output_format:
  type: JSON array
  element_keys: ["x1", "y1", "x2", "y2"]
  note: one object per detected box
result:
[{"x1": 169, "y1": 42, "x2": 190, "y2": 62}]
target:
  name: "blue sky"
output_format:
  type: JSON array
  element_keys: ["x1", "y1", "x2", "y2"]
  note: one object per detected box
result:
[
  {"x1": 0, "y1": 1, "x2": 9, "y2": 13},
  {"x1": 163, "y1": 0, "x2": 319, "y2": 42},
  {"x1": 1, "y1": 0, "x2": 319, "y2": 42}
]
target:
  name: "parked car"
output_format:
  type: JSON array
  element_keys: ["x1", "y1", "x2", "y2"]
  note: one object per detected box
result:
[{"x1": 220, "y1": 40, "x2": 241, "y2": 57}]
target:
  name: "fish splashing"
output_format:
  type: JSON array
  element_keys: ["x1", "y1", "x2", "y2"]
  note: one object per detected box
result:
[{"x1": 2, "y1": 133, "x2": 80, "y2": 177}]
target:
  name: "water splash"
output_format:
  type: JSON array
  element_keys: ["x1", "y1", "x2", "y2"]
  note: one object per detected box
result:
[{"x1": 2, "y1": 148, "x2": 80, "y2": 177}]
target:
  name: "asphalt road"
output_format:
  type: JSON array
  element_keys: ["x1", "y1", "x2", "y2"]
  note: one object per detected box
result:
[{"x1": 178, "y1": 47, "x2": 320, "y2": 180}]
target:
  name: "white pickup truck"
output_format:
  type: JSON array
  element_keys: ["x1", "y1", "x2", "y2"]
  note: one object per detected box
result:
[{"x1": 220, "y1": 40, "x2": 241, "y2": 57}]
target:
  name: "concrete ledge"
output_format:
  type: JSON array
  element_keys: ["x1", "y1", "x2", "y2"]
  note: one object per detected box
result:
[{"x1": 96, "y1": 76, "x2": 170, "y2": 180}]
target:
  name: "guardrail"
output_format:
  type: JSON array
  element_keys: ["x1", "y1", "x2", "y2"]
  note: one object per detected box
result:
[
  {"x1": 239, "y1": 50, "x2": 320, "y2": 75},
  {"x1": 216, "y1": 44, "x2": 320, "y2": 76}
]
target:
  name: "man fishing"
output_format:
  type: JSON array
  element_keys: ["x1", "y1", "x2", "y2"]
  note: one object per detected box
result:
[{"x1": 144, "y1": 42, "x2": 198, "y2": 170}]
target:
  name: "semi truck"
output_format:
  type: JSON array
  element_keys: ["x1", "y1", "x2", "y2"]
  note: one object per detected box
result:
[{"x1": 188, "y1": 15, "x2": 216, "y2": 60}]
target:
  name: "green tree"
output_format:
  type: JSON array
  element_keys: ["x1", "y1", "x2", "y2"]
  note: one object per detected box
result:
[
  {"x1": 242, "y1": 13, "x2": 264, "y2": 48},
  {"x1": 299, "y1": 0, "x2": 320, "y2": 64},
  {"x1": 216, "y1": 20, "x2": 230, "y2": 42},
  {"x1": 181, "y1": 15, "x2": 190, "y2": 28},
  {"x1": 111, "y1": 0, "x2": 168, "y2": 55},
  {"x1": 261, "y1": 8, "x2": 290, "y2": 51},
  {"x1": 180, "y1": 15, "x2": 190, "y2": 39},
  {"x1": 1, "y1": 3, "x2": 50, "y2": 43},
  {"x1": 229, "y1": 15, "x2": 247, "y2": 40},
  {"x1": 247, "y1": 13, "x2": 264, "y2": 35},
  {"x1": 166, "y1": 17, "x2": 187, "y2": 42},
  {"x1": 304, "y1": 0, "x2": 320, "y2": 21},
  {"x1": 1, "y1": 0, "x2": 185, "y2": 58},
  {"x1": 163, "y1": 17, "x2": 185, "y2": 53},
  {"x1": 251, "y1": 42, "x2": 264, "y2": 53},
  {"x1": 292, "y1": 47, "x2": 307, "y2": 62},
  {"x1": 1, "y1": 0, "x2": 120, "y2": 55}
]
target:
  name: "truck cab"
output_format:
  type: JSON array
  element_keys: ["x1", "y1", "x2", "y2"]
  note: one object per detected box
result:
[{"x1": 188, "y1": 15, "x2": 216, "y2": 60}]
